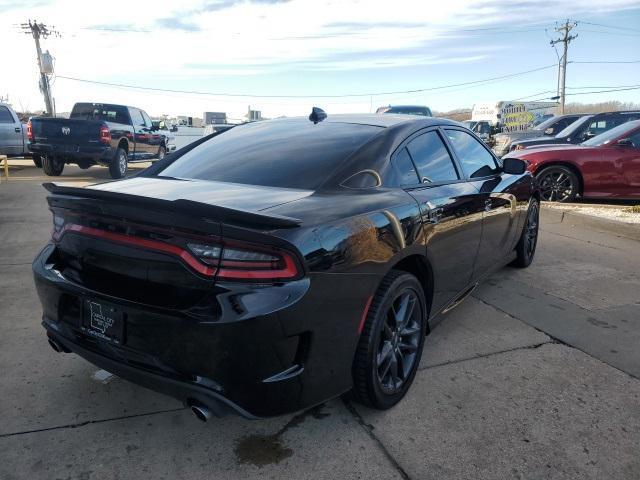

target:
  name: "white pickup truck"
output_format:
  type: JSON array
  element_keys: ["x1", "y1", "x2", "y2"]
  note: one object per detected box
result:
[{"x1": 0, "y1": 103, "x2": 37, "y2": 164}]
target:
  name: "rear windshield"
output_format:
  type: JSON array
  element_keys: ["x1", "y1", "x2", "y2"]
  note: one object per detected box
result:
[
  {"x1": 387, "y1": 106, "x2": 432, "y2": 116},
  {"x1": 159, "y1": 120, "x2": 382, "y2": 189},
  {"x1": 70, "y1": 103, "x2": 130, "y2": 125}
]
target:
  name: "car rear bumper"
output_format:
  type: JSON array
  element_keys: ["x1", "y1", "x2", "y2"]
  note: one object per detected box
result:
[
  {"x1": 44, "y1": 325, "x2": 258, "y2": 418},
  {"x1": 29, "y1": 143, "x2": 113, "y2": 164},
  {"x1": 33, "y1": 243, "x2": 379, "y2": 417}
]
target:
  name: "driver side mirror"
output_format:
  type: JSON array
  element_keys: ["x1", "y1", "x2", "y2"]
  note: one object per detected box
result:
[
  {"x1": 583, "y1": 131, "x2": 596, "y2": 140},
  {"x1": 544, "y1": 127, "x2": 554, "y2": 135},
  {"x1": 502, "y1": 157, "x2": 527, "y2": 175},
  {"x1": 616, "y1": 138, "x2": 634, "y2": 147}
]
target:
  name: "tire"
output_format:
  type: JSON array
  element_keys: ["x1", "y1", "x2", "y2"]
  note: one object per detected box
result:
[
  {"x1": 42, "y1": 155, "x2": 64, "y2": 176},
  {"x1": 109, "y1": 147, "x2": 128, "y2": 179},
  {"x1": 156, "y1": 146, "x2": 166, "y2": 162},
  {"x1": 33, "y1": 155, "x2": 42, "y2": 168},
  {"x1": 352, "y1": 270, "x2": 427, "y2": 409},
  {"x1": 511, "y1": 198, "x2": 539, "y2": 268},
  {"x1": 536, "y1": 166, "x2": 579, "y2": 202}
]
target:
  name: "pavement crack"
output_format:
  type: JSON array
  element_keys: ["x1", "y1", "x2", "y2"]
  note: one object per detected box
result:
[
  {"x1": 472, "y1": 295, "x2": 565, "y2": 345},
  {"x1": 473, "y1": 296, "x2": 640, "y2": 382},
  {"x1": 0, "y1": 407, "x2": 185, "y2": 439},
  {"x1": 540, "y1": 228, "x2": 621, "y2": 250},
  {"x1": 342, "y1": 398, "x2": 413, "y2": 480},
  {"x1": 418, "y1": 342, "x2": 552, "y2": 371}
]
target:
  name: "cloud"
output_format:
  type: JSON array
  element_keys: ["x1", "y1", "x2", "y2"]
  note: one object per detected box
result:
[
  {"x1": 201, "y1": 0, "x2": 291, "y2": 12},
  {"x1": 0, "y1": 0, "x2": 49, "y2": 11},
  {"x1": 156, "y1": 17, "x2": 201, "y2": 31},
  {"x1": 155, "y1": 0, "x2": 291, "y2": 30}
]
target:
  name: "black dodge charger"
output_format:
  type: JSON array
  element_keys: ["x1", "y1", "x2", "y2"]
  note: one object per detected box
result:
[{"x1": 33, "y1": 112, "x2": 539, "y2": 420}]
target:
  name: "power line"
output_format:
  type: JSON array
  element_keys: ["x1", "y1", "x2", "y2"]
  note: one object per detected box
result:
[
  {"x1": 566, "y1": 85, "x2": 640, "y2": 96},
  {"x1": 579, "y1": 20, "x2": 640, "y2": 33},
  {"x1": 523, "y1": 85, "x2": 640, "y2": 102},
  {"x1": 55, "y1": 64, "x2": 556, "y2": 99},
  {"x1": 579, "y1": 28, "x2": 640, "y2": 37},
  {"x1": 567, "y1": 84, "x2": 640, "y2": 89},
  {"x1": 511, "y1": 90, "x2": 557, "y2": 101},
  {"x1": 570, "y1": 59, "x2": 640, "y2": 64}
]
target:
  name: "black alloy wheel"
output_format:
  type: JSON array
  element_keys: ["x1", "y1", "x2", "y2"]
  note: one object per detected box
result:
[
  {"x1": 353, "y1": 270, "x2": 427, "y2": 409},
  {"x1": 512, "y1": 198, "x2": 539, "y2": 268},
  {"x1": 536, "y1": 166, "x2": 578, "y2": 202}
]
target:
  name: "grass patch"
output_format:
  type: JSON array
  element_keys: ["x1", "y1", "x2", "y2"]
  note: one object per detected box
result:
[{"x1": 625, "y1": 205, "x2": 640, "y2": 214}]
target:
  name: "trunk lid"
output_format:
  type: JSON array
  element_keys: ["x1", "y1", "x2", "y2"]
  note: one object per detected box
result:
[
  {"x1": 87, "y1": 177, "x2": 314, "y2": 213},
  {"x1": 44, "y1": 179, "x2": 306, "y2": 308}
]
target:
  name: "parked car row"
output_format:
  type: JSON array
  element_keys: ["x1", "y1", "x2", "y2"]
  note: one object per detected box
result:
[
  {"x1": 506, "y1": 119, "x2": 640, "y2": 202},
  {"x1": 493, "y1": 114, "x2": 583, "y2": 157}
]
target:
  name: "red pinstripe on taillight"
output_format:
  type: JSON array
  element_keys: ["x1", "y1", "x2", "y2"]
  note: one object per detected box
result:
[
  {"x1": 56, "y1": 224, "x2": 216, "y2": 276},
  {"x1": 53, "y1": 222, "x2": 301, "y2": 281}
]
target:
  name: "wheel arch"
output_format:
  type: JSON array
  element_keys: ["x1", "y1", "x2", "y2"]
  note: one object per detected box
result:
[
  {"x1": 116, "y1": 137, "x2": 129, "y2": 153},
  {"x1": 534, "y1": 161, "x2": 584, "y2": 196},
  {"x1": 389, "y1": 254, "x2": 434, "y2": 332}
]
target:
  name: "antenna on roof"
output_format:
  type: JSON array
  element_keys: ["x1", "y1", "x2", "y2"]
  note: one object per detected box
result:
[{"x1": 309, "y1": 107, "x2": 327, "y2": 124}]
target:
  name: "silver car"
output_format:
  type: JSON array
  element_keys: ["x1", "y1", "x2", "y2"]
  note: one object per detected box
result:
[{"x1": 492, "y1": 114, "x2": 582, "y2": 157}]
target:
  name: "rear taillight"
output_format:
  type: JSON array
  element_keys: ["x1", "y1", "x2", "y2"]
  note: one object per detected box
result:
[
  {"x1": 27, "y1": 121, "x2": 33, "y2": 141},
  {"x1": 99, "y1": 125, "x2": 111, "y2": 145},
  {"x1": 51, "y1": 214, "x2": 302, "y2": 282},
  {"x1": 187, "y1": 242, "x2": 300, "y2": 280}
]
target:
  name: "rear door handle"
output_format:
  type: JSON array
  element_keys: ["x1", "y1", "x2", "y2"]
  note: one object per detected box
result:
[{"x1": 15, "y1": 127, "x2": 21, "y2": 133}]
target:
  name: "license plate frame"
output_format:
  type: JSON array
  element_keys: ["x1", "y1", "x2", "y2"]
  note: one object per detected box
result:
[{"x1": 81, "y1": 299, "x2": 125, "y2": 344}]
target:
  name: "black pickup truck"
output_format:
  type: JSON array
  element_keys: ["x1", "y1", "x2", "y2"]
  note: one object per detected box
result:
[{"x1": 28, "y1": 103, "x2": 167, "y2": 178}]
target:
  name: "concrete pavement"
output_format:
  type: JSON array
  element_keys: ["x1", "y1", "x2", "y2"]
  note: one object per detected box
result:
[{"x1": 1, "y1": 162, "x2": 639, "y2": 479}]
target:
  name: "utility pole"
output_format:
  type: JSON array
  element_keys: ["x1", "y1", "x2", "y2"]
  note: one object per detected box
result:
[
  {"x1": 550, "y1": 20, "x2": 578, "y2": 115},
  {"x1": 20, "y1": 20, "x2": 59, "y2": 116}
]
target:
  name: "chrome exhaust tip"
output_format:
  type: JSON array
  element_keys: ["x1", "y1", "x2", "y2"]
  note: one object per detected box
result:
[
  {"x1": 48, "y1": 338, "x2": 62, "y2": 353},
  {"x1": 190, "y1": 404, "x2": 212, "y2": 422}
]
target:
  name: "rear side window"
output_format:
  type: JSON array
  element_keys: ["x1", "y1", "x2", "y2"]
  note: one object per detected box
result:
[
  {"x1": 406, "y1": 131, "x2": 459, "y2": 183},
  {"x1": 0, "y1": 106, "x2": 13, "y2": 123},
  {"x1": 160, "y1": 120, "x2": 382, "y2": 190},
  {"x1": 70, "y1": 104, "x2": 130, "y2": 124},
  {"x1": 445, "y1": 129, "x2": 499, "y2": 178},
  {"x1": 393, "y1": 147, "x2": 420, "y2": 185}
]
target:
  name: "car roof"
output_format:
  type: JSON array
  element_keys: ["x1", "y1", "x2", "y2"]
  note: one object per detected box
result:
[
  {"x1": 272, "y1": 113, "x2": 455, "y2": 129},
  {"x1": 592, "y1": 110, "x2": 640, "y2": 116}
]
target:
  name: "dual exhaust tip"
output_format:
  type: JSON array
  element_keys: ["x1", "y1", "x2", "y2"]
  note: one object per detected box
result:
[
  {"x1": 48, "y1": 336, "x2": 215, "y2": 423},
  {"x1": 48, "y1": 337, "x2": 70, "y2": 354},
  {"x1": 189, "y1": 403, "x2": 213, "y2": 422}
]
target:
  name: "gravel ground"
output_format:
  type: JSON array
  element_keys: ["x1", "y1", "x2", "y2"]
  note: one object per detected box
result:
[{"x1": 543, "y1": 202, "x2": 640, "y2": 224}]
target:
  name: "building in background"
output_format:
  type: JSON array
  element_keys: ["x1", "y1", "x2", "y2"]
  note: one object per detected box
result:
[
  {"x1": 247, "y1": 107, "x2": 262, "y2": 122},
  {"x1": 176, "y1": 115, "x2": 203, "y2": 127},
  {"x1": 203, "y1": 111, "x2": 227, "y2": 125}
]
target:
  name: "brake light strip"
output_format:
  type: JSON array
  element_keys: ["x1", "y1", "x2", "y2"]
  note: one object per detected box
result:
[{"x1": 57, "y1": 224, "x2": 216, "y2": 277}]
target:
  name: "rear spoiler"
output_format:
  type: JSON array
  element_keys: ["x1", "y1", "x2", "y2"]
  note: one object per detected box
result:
[{"x1": 43, "y1": 182, "x2": 302, "y2": 229}]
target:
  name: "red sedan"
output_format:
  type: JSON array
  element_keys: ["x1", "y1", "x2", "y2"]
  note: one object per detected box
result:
[{"x1": 507, "y1": 119, "x2": 640, "y2": 202}]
